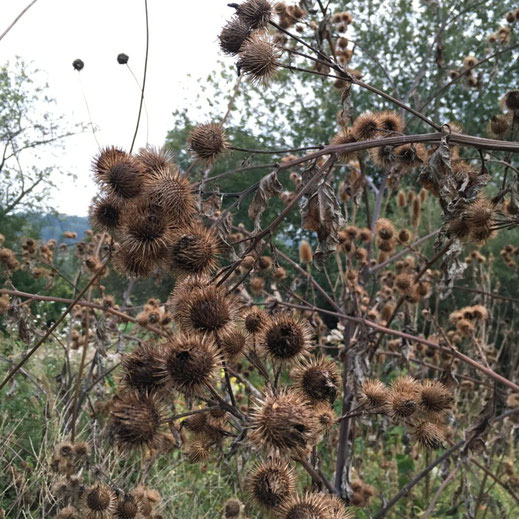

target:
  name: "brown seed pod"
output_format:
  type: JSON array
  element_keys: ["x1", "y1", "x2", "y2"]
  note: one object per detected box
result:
[
  {"x1": 163, "y1": 333, "x2": 221, "y2": 394},
  {"x1": 89, "y1": 194, "x2": 122, "y2": 233},
  {"x1": 378, "y1": 110, "x2": 405, "y2": 134},
  {"x1": 143, "y1": 168, "x2": 197, "y2": 226},
  {"x1": 277, "y1": 492, "x2": 332, "y2": 519},
  {"x1": 223, "y1": 498, "x2": 242, "y2": 518},
  {"x1": 250, "y1": 389, "x2": 319, "y2": 456},
  {"x1": 237, "y1": 33, "x2": 281, "y2": 84},
  {"x1": 394, "y1": 144, "x2": 422, "y2": 172},
  {"x1": 92, "y1": 147, "x2": 144, "y2": 199},
  {"x1": 330, "y1": 128, "x2": 357, "y2": 163},
  {"x1": 420, "y1": 380, "x2": 453, "y2": 413},
  {"x1": 375, "y1": 218, "x2": 395, "y2": 240},
  {"x1": 219, "y1": 17, "x2": 251, "y2": 55},
  {"x1": 110, "y1": 392, "x2": 163, "y2": 451},
  {"x1": 121, "y1": 342, "x2": 169, "y2": 395},
  {"x1": 242, "y1": 307, "x2": 270, "y2": 335},
  {"x1": 299, "y1": 240, "x2": 313, "y2": 264},
  {"x1": 387, "y1": 375, "x2": 420, "y2": 419},
  {"x1": 351, "y1": 112, "x2": 382, "y2": 140},
  {"x1": 235, "y1": 0, "x2": 273, "y2": 29},
  {"x1": 114, "y1": 494, "x2": 142, "y2": 519},
  {"x1": 487, "y1": 114, "x2": 510, "y2": 137},
  {"x1": 292, "y1": 356, "x2": 339, "y2": 404},
  {"x1": 137, "y1": 145, "x2": 176, "y2": 175},
  {"x1": 247, "y1": 458, "x2": 295, "y2": 510},
  {"x1": 369, "y1": 145, "x2": 395, "y2": 168},
  {"x1": 175, "y1": 284, "x2": 237, "y2": 334},
  {"x1": 216, "y1": 325, "x2": 247, "y2": 361},
  {"x1": 186, "y1": 439, "x2": 211, "y2": 464},
  {"x1": 167, "y1": 223, "x2": 220, "y2": 276},
  {"x1": 188, "y1": 123, "x2": 228, "y2": 162},
  {"x1": 56, "y1": 507, "x2": 80, "y2": 519},
  {"x1": 500, "y1": 90, "x2": 519, "y2": 111},
  {"x1": 359, "y1": 379, "x2": 388, "y2": 407},
  {"x1": 82, "y1": 484, "x2": 116, "y2": 518},
  {"x1": 113, "y1": 245, "x2": 156, "y2": 278},
  {"x1": 249, "y1": 276, "x2": 265, "y2": 296},
  {"x1": 260, "y1": 312, "x2": 312, "y2": 362},
  {"x1": 412, "y1": 421, "x2": 446, "y2": 449}
]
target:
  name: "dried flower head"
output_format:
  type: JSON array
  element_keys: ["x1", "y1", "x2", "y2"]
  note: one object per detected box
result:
[
  {"x1": 219, "y1": 17, "x2": 251, "y2": 55},
  {"x1": 420, "y1": 380, "x2": 452, "y2": 414},
  {"x1": 375, "y1": 218, "x2": 395, "y2": 240},
  {"x1": 360, "y1": 379, "x2": 388, "y2": 407},
  {"x1": 121, "y1": 342, "x2": 168, "y2": 395},
  {"x1": 261, "y1": 312, "x2": 312, "y2": 362},
  {"x1": 247, "y1": 458, "x2": 295, "y2": 510},
  {"x1": 137, "y1": 145, "x2": 176, "y2": 174},
  {"x1": 330, "y1": 128, "x2": 357, "y2": 162},
  {"x1": 186, "y1": 439, "x2": 211, "y2": 463},
  {"x1": 223, "y1": 498, "x2": 242, "y2": 517},
  {"x1": 188, "y1": 123, "x2": 228, "y2": 162},
  {"x1": 278, "y1": 492, "x2": 332, "y2": 519},
  {"x1": 500, "y1": 90, "x2": 519, "y2": 112},
  {"x1": 175, "y1": 284, "x2": 237, "y2": 334},
  {"x1": 378, "y1": 110, "x2": 405, "y2": 134},
  {"x1": 114, "y1": 494, "x2": 142, "y2": 519},
  {"x1": 292, "y1": 356, "x2": 339, "y2": 404},
  {"x1": 93, "y1": 147, "x2": 144, "y2": 199},
  {"x1": 412, "y1": 421, "x2": 446, "y2": 449},
  {"x1": 56, "y1": 507, "x2": 80, "y2": 519},
  {"x1": 110, "y1": 392, "x2": 163, "y2": 450},
  {"x1": 113, "y1": 245, "x2": 156, "y2": 278},
  {"x1": 487, "y1": 114, "x2": 510, "y2": 137},
  {"x1": 163, "y1": 333, "x2": 220, "y2": 394},
  {"x1": 237, "y1": 33, "x2": 281, "y2": 83},
  {"x1": 217, "y1": 325, "x2": 246, "y2": 361},
  {"x1": 82, "y1": 484, "x2": 116, "y2": 519},
  {"x1": 250, "y1": 389, "x2": 319, "y2": 456},
  {"x1": 387, "y1": 375, "x2": 420, "y2": 419},
  {"x1": 89, "y1": 194, "x2": 122, "y2": 233},
  {"x1": 235, "y1": 0, "x2": 273, "y2": 29},
  {"x1": 242, "y1": 306, "x2": 270, "y2": 335},
  {"x1": 352, "y1": 112, "x2": 381, "y2": 140},
  {"x1": 167, "y1": 223, "x2": 219, "y2": 276}
]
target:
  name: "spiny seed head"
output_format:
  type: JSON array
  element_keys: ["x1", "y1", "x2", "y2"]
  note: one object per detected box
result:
[
  {"x1": 92, "y1": 147, "x2": 144, "y2": 199},
  {"x1": 167, "y1": 223, "x2": 220, "y2": 276},
  {"x1": 313, "y1": 402, "x2": 337, "y2": 433},
  {"x1": 330, "y1": 128, "x2": 357, "y2": 163},
  {"x1": 378, "y1": 110, "x2": 405, "y2": 134},
  {"x1": 167, "y1": 274, "x2": 210, "y2": 315},
  {"x1": 120, "y1": 201, "x2": 172, "y2": 261},
  {"x1": 56, "y1": 507, "x2": 80, "y2": 519},
  {"x1": 219, "y1": 17, "x2": 251, "y2": 55},
  {"x1": 247, "y1": 458, "x2": 295, "y2": 510},
  {"x1": 243, "y1": 307, "x2": 270, "y2": 334},
  {"x1": 487, "y1": 114, "x2": 510, "y2": 137},
  {"x1": 114, "y1": 494, "x2": 142, "y2": 519},
  {"x1": 360, "y1": 379, "x2": 388, "y2": 407},
  {"x1": 89, "y1": 194, "x2": 122, "y2": 233},
  {"x1": 235, "y1": 0, "x2": 273, "y2": 29},
  {"x1": 82, "y1": 484, "x2": 116, "y2": 517},
  {"x1": 137, "y1": 145, "x2": 176, "y2": 175},
  {"x1": 217, "y1": 325, "x2": 246, "y2": 361},
  {"x1": 278, "y1": 492, "x2": 332, "y2": 519},
  {"x1": 351, "y1": 112, "x2": 382, "y2": 141},
  {"x1": 186, "y1": 439, "x2": 211, "y2": 463},
  {"x1": 261, "y1": 312, "x2": 312, "y2": 362},
  {"x1": 326, "y1": 495, "x2": 355, "y2": 518},
  {"x1": 113, "y1": 245, "x2": 156, "y2": 278},
  {"x1": 143, "y1": 168, "x2": 196, "y2": 226},
  {"x1": 500, "y1": 89, "x2": 519, "y2": 111},
  {"x1": 387, "y1": 375, "x2": 420, "y2": 419},
  {"x1": 395, "y1": 273, "x2": 414, "y2": 294},
  {"x1": 412, "y1": 421, "x2": 446, "y2": 449},
  {"x1": 163, "y1": 333, "x2": 220, "y2": 394},
  {"x1": 250, "y1": 389, "x2": 319, "y2": 456},
  {"x1": 420, "y1": 380, "x2": 453, "y2": 413},
  {"x1": 188, "y1": 123, "x2": 228, "y2": 162},
  {"x1": 175, "y1": 284, "x2": 237, "y2": 334},
  {"x1": 375, "y1": 218, "x2": 395, "y2": 240},
  {"x1": 394, "y1": 144, "x2": 422, "y2": 171},
  {"x1": 110, "y1": 392, "x2": 163, "y2": 451},
  {"x1": 223, "y1": 498, "x2": 242, "y2": 517},
  {"x1": 370, "y1": 145, "x2": 395, "y2": 168},
  {"x1": 292, "y1": 356, "x2": 339, "y2": 404},
  {"x1": 121, "y1": 342, "x2": 169, "y2": 395},
  {"x1": 237, "y1": 33, "x2": 281, "y2": 84}
]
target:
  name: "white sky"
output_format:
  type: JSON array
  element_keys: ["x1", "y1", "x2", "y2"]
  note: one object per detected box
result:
[{"x1": 1, "y1": 0, "x2": 233, "y2": 216}]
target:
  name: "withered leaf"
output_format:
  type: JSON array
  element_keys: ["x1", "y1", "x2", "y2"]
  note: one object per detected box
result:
[{"x1": 248, "y1": 170, "x2": 283, "y2": 231}]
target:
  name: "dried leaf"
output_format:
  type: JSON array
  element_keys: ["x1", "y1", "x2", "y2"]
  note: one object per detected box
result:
[{"x1": 248, "y1": 170, "x2": 283, "y2": 231}]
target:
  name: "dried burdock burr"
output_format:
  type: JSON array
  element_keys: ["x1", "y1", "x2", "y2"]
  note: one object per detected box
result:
[
  {"x1": 219, "y1": 17, "x2": 251, "y2": 55},
  {"x1": 81, "y1": 484, "x2": 116, "y2": 519},
  {"x1": 242, "y1": 306, "x2": 270, "y2": 335},
  {"x1": 117, "y1": 53, "x2": 129, "y2": 65},
  {"x1": 292, "y1": 356, "x2": 339, "y2": 404},
  {"x1": 113, "y1": 245, "x2": 156, "y2": 278},
  {"x1": 500, "y1": 89, "x2": 519, "y2": 111},
  {"x1": 277, "y1": 492, "x2": 333, "y2": 519},
  {"x1": 186, "y1": 439, "x2": 211, "y2": 464},
  {"x1": 237, "y1": 33, "x2": 281, "y2": 84},
  {"x1": 121, "y1": 342, "x2": 168, "y2": 395},
  {"x1": 114, "y1": 493, "x2": 142, "y2": 519},
  {"x1": 330, "y1": 128, "x2": 358, "y2": 162},
  {"x1": 247, "y1": 459, "x2": 295, "y2": 511},
  {"x1": 375, "y1": 218, "x2": 395, "y2": 240},
  {"x1": 411, "y1": 421, "x2": 446, "y2": 449},
  {"x1": 260, "y1": 312, "x2": 312, "y2": 362},
  {"x1": 233, "y1": 0, "x2": 272, "y2": 29},
  {"x1": 420, "y1": 379, "x2": 453, "y2": 414},
  {"x1": 188, "y1": 122, "x2": 228, "y2": 163},
  {"x1": 167, "y1": 223, "x2": 220, "y2": 276},
  {"x1": 216, "y1": 325, "x2": 246, "y2": 361},
  {"x1": 89, "y1": 194, "x2": 122, "y2": 233},
  {"x1": 387, "y1": 375, "x2": 421, "y2": 419},
  {"x1": 223, "y1": 498, "x2": 242, "y2": 517},
  {"x1": 378, "y1": 110, "x2": 405, "y2": 134},
  {"x1": 351, "y1": 112, "x2": 382, "y2": 140},
  {"x1": 487, "y1": 114, "x2": 510, "y2": 137},
  {"x1": 110, "y1": 391, "x2": 164, "y2": 451},
  {"x1": 359, "y1": 379, "x2": 388, "y2": 407},
  {"x1": 137, "y1": 145, "x2": 176, "y2": 174},
  {"x1": 163, "y1": 333, "x2": 221, "y2": 394},
  {"x1": 93, "y1": 147, "x2": 144, "y2": 199},
  {"x1": 250, "y1": 388, "x2": 318, "y2": 456},
  {"x1": 175, "y1": 284, "x2": 237, "y2": 334}
]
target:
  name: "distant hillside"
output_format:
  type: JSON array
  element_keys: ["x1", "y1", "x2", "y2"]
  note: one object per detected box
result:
[{"x1": 28, "y1": 213, "x2": 90, "y2": 242}]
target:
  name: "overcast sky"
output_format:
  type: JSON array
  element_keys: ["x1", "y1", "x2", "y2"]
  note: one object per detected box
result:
[{"x1": 2, "y1": 0, "x2": 233, "y2": 215}]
